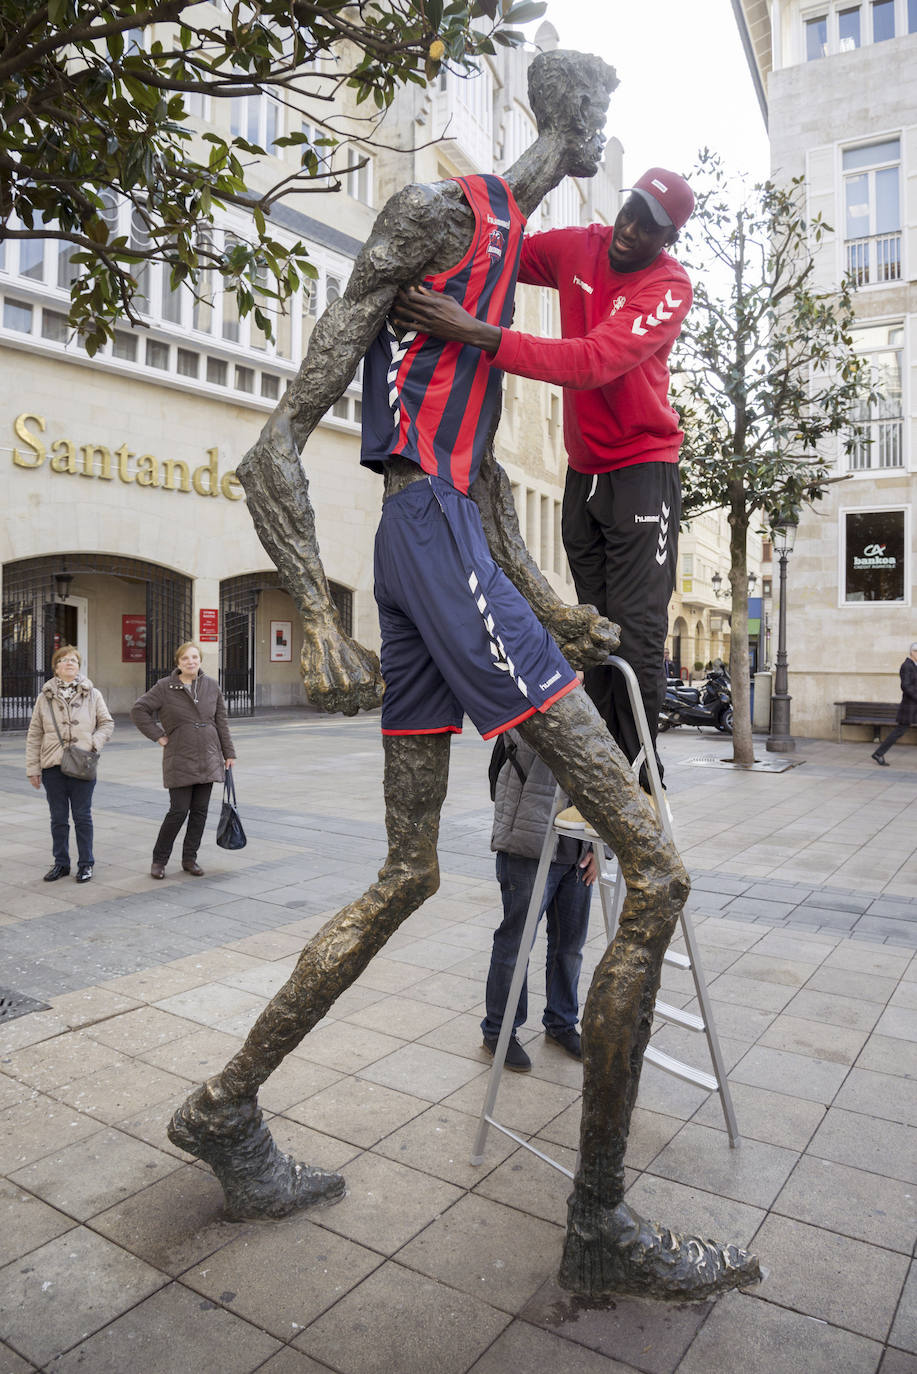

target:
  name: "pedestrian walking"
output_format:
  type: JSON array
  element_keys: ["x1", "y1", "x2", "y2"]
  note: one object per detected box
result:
[
  {"x1": 26, "y1": 645, "x2": 114, "y2": 883},
  {"x1": 872, "y1": 642, "x2": 917, "y2": 766},
  {"x1": 131, "y1": 642, "x2": 235, "y2": 878}
]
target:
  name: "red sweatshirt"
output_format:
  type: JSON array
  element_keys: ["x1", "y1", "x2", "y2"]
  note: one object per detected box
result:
[{"x1": 490, "y1": 224, "x2": 692, "y2": 475}]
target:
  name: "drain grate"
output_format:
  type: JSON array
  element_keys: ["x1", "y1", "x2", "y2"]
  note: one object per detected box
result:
[
  {"x1": 0, "y1": 989, "x2": 52, "y2": 1021},
  {"x1": 681, "y1": 754, "x2": 802, "y2": 773}
]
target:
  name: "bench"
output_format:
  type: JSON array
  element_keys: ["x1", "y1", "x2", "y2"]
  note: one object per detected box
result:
[{"x1": 834, "y1": 700, "x2": 901, "y2": 743}]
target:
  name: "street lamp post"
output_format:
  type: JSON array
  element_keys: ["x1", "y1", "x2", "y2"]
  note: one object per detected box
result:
[{"x1": 766, "y1": 513, "x2": 798, "y2": 753}]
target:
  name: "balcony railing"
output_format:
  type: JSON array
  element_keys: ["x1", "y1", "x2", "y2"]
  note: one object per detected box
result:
[
  {"x1": 845, "y1": 232, "x2": 902, "y2": 286},
  {"x1": 849, "y1": 418, "x2": 904, "y2": 470}
]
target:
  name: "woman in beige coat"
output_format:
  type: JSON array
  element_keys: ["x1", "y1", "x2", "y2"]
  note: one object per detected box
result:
[
  {"x1": 131, "y1": 642, "x2": 235, "y2": 879},
  {"x1": 26, "y1": 645, "x2": 114, "y2": 883}
]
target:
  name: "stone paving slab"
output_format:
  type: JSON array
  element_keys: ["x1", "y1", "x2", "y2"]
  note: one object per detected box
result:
[{"x1": 0, "y1": 716, "x2": 916, "y2": 1370}]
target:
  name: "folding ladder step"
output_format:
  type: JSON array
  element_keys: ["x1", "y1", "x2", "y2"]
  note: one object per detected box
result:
[
  {"x1": 654, "y1": 999, "x2": 705, "y2": 1032},
  {"x1": 664, "y1": 949, "x2": 690, "y2": 970},
  {"x1": 644, "y1": 1045, "x2": 719, "y2": 1092}
]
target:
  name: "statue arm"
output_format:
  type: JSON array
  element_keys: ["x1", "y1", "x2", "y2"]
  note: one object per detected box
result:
[
  {"x1": 471, "y1": 447, "x2": 619, "y2": 671},
  {"x1": 235, "y1": 185, "x2": 441, "y2": 714}
]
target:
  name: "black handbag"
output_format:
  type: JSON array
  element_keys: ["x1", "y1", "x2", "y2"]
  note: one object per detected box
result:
[
  {"x1": 50, "y1": 705, "x2": 100, "y2": 780},
  {"x1": 216, "y1": 769, "x2": 246, "y2": 850}
]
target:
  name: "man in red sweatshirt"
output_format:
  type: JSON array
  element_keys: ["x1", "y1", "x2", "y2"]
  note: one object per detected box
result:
[{"x1": 395, "y1": 167, "x2": 694, "y2": 783}]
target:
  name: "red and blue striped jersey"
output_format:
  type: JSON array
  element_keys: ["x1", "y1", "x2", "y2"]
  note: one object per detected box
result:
[{"x1": 360, "y1": 174, "x2": 526, "y2": 496}]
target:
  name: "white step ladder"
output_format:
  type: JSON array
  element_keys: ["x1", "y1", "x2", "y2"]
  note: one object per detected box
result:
[{"x1": 471, "y1": 654, "x2": 740, "y2": 1176}]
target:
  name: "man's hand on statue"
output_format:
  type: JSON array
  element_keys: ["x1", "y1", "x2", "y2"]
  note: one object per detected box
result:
[
  {"x1": 392, "y1": 285, "x2": 501, "y2": 355},
  {"x1": 300, "y1": 622, "x2": 384, "y2": 716},
  {"x1": 550, "y1": 604, "x2": 620, "y2": 670}
]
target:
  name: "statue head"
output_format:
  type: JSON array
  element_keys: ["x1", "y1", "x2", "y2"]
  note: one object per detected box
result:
[{"x1": 527, "y1": 49, "x2": 618, "y2": 178}]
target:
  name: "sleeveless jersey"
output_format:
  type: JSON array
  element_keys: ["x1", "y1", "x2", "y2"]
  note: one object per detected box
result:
[{"x1": 360, "y1": 174, "x2": 526, "y2": 496}]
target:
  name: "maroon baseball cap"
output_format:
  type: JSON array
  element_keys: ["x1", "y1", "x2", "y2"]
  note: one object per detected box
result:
[{"x1": 627, "y1": 168, "x2": 695, "y2": 231}]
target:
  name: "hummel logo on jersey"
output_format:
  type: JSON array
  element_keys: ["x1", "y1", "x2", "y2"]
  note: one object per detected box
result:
[
  {"x1": 486, "y1": 214, "x2": 511, "y2": 229},
  {"x1": 610, "y1": 294, "x2": 626, "y2": 315},
  {"x1": 634, "y1": 514, "x2": 660, "y2": 524},
  {"x1": 573, "y1": 276, "x2": 594, "y2": 294},
  {"x1": 539, "y1": 671, "x2": 561, "y2": 691},
  {"x1": 631, "y1": 289, "x2": 684, "y2": 336}
]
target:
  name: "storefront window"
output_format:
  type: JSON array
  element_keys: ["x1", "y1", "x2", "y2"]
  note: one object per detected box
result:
[{"x1": 844, "y1": 509, "x2": 906, "y2": 602}]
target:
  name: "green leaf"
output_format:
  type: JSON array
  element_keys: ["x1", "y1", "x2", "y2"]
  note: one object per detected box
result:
[{"x1": 503, "y1": 0, "x2": 546, "y2": 21}]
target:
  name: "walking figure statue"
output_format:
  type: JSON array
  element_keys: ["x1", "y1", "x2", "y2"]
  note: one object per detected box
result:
[{"x1": 168, "y1": 48, "x2": 761, "y2": 1302}]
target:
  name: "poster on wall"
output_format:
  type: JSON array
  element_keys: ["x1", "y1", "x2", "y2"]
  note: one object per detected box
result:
[
  {"x1": 122, "y1": 615, "x2": 146, "y2": 663},
  {"x1": 270, "y1": 620, "x2": 292, "y2": 662},
  {"x1": 199, "y1": 608, "x2": 219, "y2": 642},
  {"x1": 844, "y1": 510, "x2": 906, "y2": 603}
]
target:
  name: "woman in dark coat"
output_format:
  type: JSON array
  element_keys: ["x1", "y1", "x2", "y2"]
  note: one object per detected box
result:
[
  {"x1": 131, "y1": 641, "x2": 236, "y2": 877},
  {"x1": 872, "y1": 642, "x2": 917, "y2": 766}
]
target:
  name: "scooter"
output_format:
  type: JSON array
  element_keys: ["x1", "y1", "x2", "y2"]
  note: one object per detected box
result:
[{"x1": 658, "y1": 667, "x2": 733, "y2": 734}]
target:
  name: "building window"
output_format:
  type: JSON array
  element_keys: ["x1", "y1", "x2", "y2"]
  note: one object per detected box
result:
[
  {"x1": 806, "y1": 13, "x2": 828, "y2": 57},
  {"x1": 41, "y1": 309, "x2": 69, "y2": 342},
  {"x1": 843, "y1": 509, "x2": 907, "y2": 602},
  {"x1": 112, "y1": 331, "x2": 137, "y2": 361},
  {"x1": 849, "y1": 323, "x2": 904, "y2": 470},
  {"x1": 177, "y1": 347, "x2": 199, "y2": 378},
  {"x1": 261, "y1": 373, "x2": 280, "y2": 399},
  {"x1": 843, "y1": 139, "x2": 900, "y2": 285},
  {"x1": 804, "y1": 0, "x2": 912, "y2": 53},
  {"x1": 345, "y1": 154, "x2": 373, "y2": 206},
  {"x1": 762, "y1": 577, "x2": 772, "y2": 597},
  {"x1": 230, "y1": 93, "x2": 282, "y2": 155},
  {"x1": 3, "y1": 298, "x2": 33, "y2": 332},
  {"x1": 207, "y1": 356, "x2": 227, "y2": 386},
  {"x1": 235, "y1": 364, "x2": 254, "y2": 392},
  {"x1": 839, "y1": 5, "x2": 862, "y2": 46},
  {"x1": 146, "y1": 338, "x2": 169, "y2": 369}
]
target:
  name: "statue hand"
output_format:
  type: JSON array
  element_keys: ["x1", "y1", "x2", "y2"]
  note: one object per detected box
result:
[
  {"x1": 550, "y1": 604, "x2": 620, "y2": 670},
  {"x1": 301, "y1": 621, "x2": 384, "y2": 716}
]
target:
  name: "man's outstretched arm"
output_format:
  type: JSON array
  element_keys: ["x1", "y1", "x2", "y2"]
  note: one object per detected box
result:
[{"x1": 236, "y1": 185, "x2": 442, "y2": 714}]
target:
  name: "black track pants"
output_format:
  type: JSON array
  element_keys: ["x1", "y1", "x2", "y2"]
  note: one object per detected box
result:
[{"x1": 562, "y1": 462, "x2": 680, "y2": 778}]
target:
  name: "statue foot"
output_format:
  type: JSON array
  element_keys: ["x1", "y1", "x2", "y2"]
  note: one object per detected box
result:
[
  {"x1": 168, "y1": 1083, "x2": 345, "y2": 1221},
  {"x1": 559, "y1": 1201, "x2": 761, "y2": 1302}
]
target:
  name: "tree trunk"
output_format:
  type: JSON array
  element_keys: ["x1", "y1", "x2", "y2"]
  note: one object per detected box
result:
[{"x1": 728, "y1": 502, "x2": 755, "y2": 767}]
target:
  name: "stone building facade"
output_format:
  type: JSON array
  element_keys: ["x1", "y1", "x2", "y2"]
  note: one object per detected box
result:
[{"x1": 735, "y1": 0, "x2": 917, "y2": 740}]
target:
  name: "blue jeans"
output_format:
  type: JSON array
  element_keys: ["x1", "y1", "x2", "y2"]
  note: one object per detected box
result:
[
  {"x1": 482, "y1": 851, "x2": 592, "y2": 1039},
  {"x1": 42, "y1": 766, "x2": 96, "y2": 867}
]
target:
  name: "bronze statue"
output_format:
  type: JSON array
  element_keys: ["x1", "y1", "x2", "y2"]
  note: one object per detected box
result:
[{"x1": 168, "y1": 49, "x2": 760, "y2": 1302}]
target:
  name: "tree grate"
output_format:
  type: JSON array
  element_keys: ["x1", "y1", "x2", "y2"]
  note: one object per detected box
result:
[{"x1": 0, "y1": 989, "x2": 51, "y2": 1021}]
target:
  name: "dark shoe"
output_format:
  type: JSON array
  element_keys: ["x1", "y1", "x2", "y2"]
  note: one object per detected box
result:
[
  {"x1": 182, "y1": 860, "x2": 205, "y2": 876},
  {"x1": 546, "y1": 1027, "x2": 583, "y2": 1061},
  {"x1": 150, "y1": 862, "x2": 166, "y2": 879},
  {"x1": 75, "y1": 865, "x2": 93, "y2": 883},
  {"x1": 872, "y1": 751, "x2": 889, "y2": 766},
  {"x1": 482, "y1": 1034, "x2": 532, "y2": 1073},
  {"x1": 43, "y1": 864, "x2": 70, "y2": 882}
]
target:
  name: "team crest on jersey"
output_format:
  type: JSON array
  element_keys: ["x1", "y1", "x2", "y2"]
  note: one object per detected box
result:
[
  {"x1": 487, "y1": 227, "x2": 505, "y2": 260},
  {"x1": 610, "y1": 295, "x2": 626, "y2": 315}
]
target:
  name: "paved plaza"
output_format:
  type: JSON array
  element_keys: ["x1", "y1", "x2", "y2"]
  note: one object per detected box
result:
[{"x1": 0, "y1": 710, "x2": 914, "y2": 1373}]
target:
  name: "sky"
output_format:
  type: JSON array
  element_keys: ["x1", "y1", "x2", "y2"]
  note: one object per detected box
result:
[{"x1": 534, "y1": 0, "x2": 771, "y2": 187}]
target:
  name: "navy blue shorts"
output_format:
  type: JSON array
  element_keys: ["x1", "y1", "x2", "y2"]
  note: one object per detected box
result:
[{"x1": 374, "y1": 475, "x2": 578, "y2": 738}]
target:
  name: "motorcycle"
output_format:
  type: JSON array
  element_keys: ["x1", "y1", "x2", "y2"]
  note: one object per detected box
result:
[{"x1": 658, "y1": 667, "x2": 733, "y2": 734}]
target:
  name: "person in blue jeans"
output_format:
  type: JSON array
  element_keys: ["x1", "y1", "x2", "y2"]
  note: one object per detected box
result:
[{"x1": 483, "y1": 730, "x2": 595, "y2": 1072}]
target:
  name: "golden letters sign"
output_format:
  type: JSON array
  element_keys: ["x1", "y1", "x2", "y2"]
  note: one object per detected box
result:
[{"x1": 11, "y1": 413, "x2": 244, "y2": 501}]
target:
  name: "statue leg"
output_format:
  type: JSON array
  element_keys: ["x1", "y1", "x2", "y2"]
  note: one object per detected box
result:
[
  {"x1": 518, "y1": 691, "x2": 760, "y2": 1301},
  {"x1": 167, "y1": 733, "x2": 451, "y2": 1219}
]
